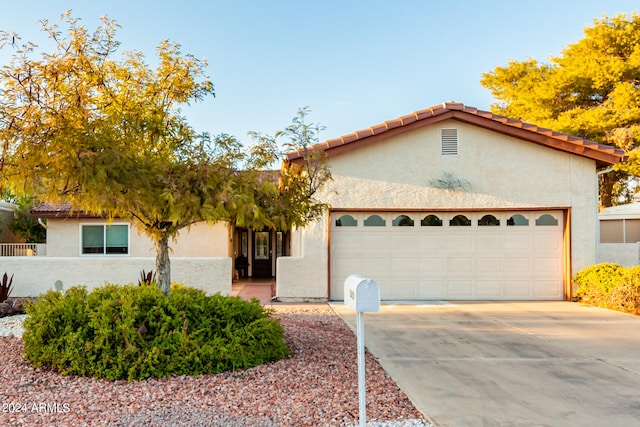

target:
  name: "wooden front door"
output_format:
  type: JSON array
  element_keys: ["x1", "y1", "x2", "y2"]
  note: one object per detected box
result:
[{"x1": 252, "y1": 230, "x2": 272, "y2": 278}]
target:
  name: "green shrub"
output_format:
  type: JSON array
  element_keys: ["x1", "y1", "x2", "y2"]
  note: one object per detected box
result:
[
  {"x1": 573, "y1": 263, "x2": 640, "y2": 315},
  {"x1": 23, "y1": 284, "x2": 289, "y2": 381},
  {"x1": 607, "y1": 282, "x2": 640, "y2": 315},
  {"x1": 573, "y1": 263, "x2": 629, "y2": 302}
]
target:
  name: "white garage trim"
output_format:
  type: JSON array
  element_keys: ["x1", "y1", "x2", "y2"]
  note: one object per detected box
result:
[{"x1": 329, "y1": 209, "x2": 569, "y2": 301}]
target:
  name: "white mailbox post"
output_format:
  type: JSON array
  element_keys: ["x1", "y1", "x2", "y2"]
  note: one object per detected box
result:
[{"x1": 344, "y1": 274, "x2": 380, "y2": 427}]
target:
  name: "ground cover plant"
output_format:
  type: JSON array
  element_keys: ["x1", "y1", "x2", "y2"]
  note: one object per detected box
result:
[
  {"x1": 573, "y1": 263, "x2": 640, "y2": 315},
  {"x1": 22, "y1": 284, "x2": 289, "y2": 381}
]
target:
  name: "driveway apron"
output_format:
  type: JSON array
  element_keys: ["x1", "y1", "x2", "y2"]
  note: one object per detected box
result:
[{"x1": 331, "y1": 301, "x2": 640, "y2": 427}]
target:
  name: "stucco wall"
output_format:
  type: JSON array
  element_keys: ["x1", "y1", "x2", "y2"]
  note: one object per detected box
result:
[
  {"x1": 45, "y1": 219, "x2": 230, "y2": 257},
  {"x1": 276, "y1": 221, "x2": 328, "y2": 302},
  {"x1": 599, "y1": 243, "x2": 640, "y2": 267},
  {"x1": 1, "y1": 257, "x2": 231, "y2": 297},
  {"x1": 277, "y1": 120, "x2": 599, "y2": 300}
]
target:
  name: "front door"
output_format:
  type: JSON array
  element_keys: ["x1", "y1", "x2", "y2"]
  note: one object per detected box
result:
[{"x1": 252, "y1": 230, "x2": 272, "y2": 278}]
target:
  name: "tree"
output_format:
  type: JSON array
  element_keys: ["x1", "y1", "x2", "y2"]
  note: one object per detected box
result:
[
  {"x1": 0, "y1": 13, "x2": 330, "y2": 294},
  {"x1": 2, "y1": 192, "x2": 46, "y2": 243},
  {"x1": 249, "y1": 106, "x2": 331, "y2": 231},
  {"x1": 481, "y1": 13, "x2": 640, "y2": 207}
]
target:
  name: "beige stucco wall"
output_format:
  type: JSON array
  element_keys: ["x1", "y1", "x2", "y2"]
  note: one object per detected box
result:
[
  {"x1": 2, "y1": 257, "x2": 231, "y2": 297},
  {"x1": 599, "y1": 243, "x2": 640, "y2": 267},
  {"x1": 277, "y1": 119, "x2": 599, "y2": 300},
  {"x1": 45, "y1": 219, "x2": 231, "y2": 257},
  {"x1": 23, "y1": 219, "x2": 233, "y2": 295}
]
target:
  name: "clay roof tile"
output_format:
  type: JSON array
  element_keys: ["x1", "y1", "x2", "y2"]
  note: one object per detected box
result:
[{"x1": 285, "y1": 101, "x2": 626, "y2": 167}]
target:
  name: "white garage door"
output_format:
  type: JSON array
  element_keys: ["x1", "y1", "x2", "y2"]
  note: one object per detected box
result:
[{"x1": 330, "y1": 211, "x2": 564, "y2": 301}]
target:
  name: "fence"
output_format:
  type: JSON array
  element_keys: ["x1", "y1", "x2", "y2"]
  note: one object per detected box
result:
[{"x1": 0, "y1": 243, "x2": 45, "y2": 257}]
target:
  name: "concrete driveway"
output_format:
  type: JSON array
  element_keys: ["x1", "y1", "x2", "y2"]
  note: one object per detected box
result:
[{"x1": 331, "y1": 301, "x2": 640, "y2": 427}]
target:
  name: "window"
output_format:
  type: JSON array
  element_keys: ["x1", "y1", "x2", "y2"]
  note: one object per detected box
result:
[
  {"x1": 535, "y1": 214, "x2": 558, "y2": 226},
  {"x1": 600, "y1": 219, "x2": 640, "y2": 243},
  {"x1": 450, "y1": 215, "x2": 471, "y2": 226},
  {"x1": 478, "y1": 215, "x2": 500, "y2": 226},
  {"x1": 276, "y1": 232, "x2": 284, "y2": 257},
  {"x1": 441, "y1": 128, "x2": 458, "y2": 156},
  {"x1": 81, "y1": 224, "x2": 129, "y2": 255},
  {"x1": 626, "y1": 219, "x2": 640, "y2": 243},
  {"x1": 335, "y1": 215, "x2": 357, "y2": 227},
  {"x1": 364, "y1": 215, "x2": 386, "y2": 226},
  {"x1": 600, "y1": 220, "x2": 623, "y2": 243},
  {"x1": 421, "y1": 215, "x2": 443, "y2": 226},
  {"x1": 393, "y1": 215, "x2": 414, "y2": 226},
  {"x1": 507, "y1": 214, "x2": 529, "y2": 226}
]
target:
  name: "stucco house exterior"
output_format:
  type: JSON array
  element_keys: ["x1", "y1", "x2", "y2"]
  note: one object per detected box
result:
[
  {"x1": 598, "y1": 202, "x2": 640, "y2": 266},
  {"x1": 8, "y1": 102, "x2": 626, "y2": 301}
]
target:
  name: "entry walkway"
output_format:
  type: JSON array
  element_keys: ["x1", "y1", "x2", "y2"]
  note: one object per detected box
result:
[
  {"x1": 231, "y1": 279, "x2": 275, "y2": 305},
  {"x1": 332, "y1": 301, "x2": 640, "y2": 427}
]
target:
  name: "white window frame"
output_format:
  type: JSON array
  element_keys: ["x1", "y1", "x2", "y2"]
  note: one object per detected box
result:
[{"x1": 79, "y1": 223, "x2": 130, "y2": 256}]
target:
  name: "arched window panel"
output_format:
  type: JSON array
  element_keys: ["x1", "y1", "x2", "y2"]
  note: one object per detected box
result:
[
  {"x1": 393, "y1": 215, "x2": 414, "y2": 227},
  {"x1": 507, "y1": 214, "x2": 529, "y2": 226},
  {"x1": 450, "y1": 215, "x2": 471, "y2": 226},
  {"x1": 421, "y1": 215, "x2": 443, "y2": 226},
  {"x1": 335, "y1": 215, "x2": 357, "y2": 227},
  {"x1": 478, "y1": 215, "x2": 500, "y2": 226},
  {"x1": 535, "y1": 214, "x2": 558, "y2": 226},
  {"x1": 364, "y1": 214, "x2": 386, "y2": 227}
]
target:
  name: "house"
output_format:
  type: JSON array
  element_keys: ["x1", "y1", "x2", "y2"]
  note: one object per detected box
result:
[
  {"x1": 9, "y1": 102, "x2": 626, "y2": 301},
  {"x1": 0, "y1": 201, "x2": 18, "y2": 243},
  {"x1": 278, "y1": 102, "x2": 625, "y2": 301},
  {"x1": 598, "y1": 202, "x2": 640, "y2": 266}
]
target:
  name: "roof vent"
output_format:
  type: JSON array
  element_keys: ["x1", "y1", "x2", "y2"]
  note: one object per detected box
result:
[{"x1": 441, "y1": 128, "x2": 458, "y2": 156}]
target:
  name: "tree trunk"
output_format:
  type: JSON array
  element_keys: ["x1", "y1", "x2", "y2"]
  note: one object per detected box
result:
[
  {"x1": 155, "y1": 233, "x2": 171, "y2": 295},
  {"x1": 600, "y1": 173, "x2": 616, "y2": 209}
]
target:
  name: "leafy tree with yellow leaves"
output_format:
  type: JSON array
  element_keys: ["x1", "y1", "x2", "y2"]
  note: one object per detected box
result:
[
  {"x1": 0, "y1": 13, "x2": 329, "y2": 294},
  {"x1": 481, "y1": 13, "x2": 640, "y2": 207}
]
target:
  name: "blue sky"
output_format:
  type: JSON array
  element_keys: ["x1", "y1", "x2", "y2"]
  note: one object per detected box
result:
[{"x1": 1, "y1": 1, "x2": 638, "y2": 147}]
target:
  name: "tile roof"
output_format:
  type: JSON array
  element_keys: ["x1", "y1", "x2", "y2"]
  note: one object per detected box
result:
[
  {"x1": 29, "y1": 202, "x2": 104, "y2": 218},
  {"x1": 285, "y1": 102, "x2": 627, "y2": 168}
]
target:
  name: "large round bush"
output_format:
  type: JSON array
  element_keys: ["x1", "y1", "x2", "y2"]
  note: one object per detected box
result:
[
  {"x1": 22, "y1": 284, "x2": 289, "y2": 380},
  {"x1": 573, "y1": 263, "x2": 640, "y2": 314},
  {"x1": 573, "y1": 263, "x2": 629, "y2": 301}
]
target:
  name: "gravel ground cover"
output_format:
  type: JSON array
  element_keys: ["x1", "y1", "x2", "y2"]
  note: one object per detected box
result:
[{"x1": 0, "y1": 305, "x2": 431, "y2": 426}]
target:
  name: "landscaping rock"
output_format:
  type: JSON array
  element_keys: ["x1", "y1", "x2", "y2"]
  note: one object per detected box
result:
[{"x1": 0, "y1": 297, "x2": 33, "y2": 317}]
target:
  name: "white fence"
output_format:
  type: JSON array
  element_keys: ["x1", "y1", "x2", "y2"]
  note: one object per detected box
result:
[
  {"x1": 0, "y1": 243, "x2": 46, "y2": 257},
  {"x1": 0, "y1": 257, "x2": 232, "y2": 297}
]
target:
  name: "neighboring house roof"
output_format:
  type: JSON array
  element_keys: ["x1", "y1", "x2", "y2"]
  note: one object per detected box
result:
[
  {"x1": 30, "y1": 202, "x2": 102, "y2": 218},
  {"x1": 286, "y1": 102, "x2": 627, "y2": 168},
  {"x1": 600, "y1": 202, "x2": 640, "y2": 219}
]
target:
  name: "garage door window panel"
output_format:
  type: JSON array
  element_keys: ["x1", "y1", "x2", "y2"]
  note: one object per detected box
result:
[
  {"x1": 421, "y1": 215, "x2": 443, "y2": 226},
  {"x1": 364, "y1": 215, "x2": 386, "y2": 226},
  {"x1": 478, "y1": 215, "x2": 500, "y2": 226},
  {"x1": 450, "y1": 215, "x2": 471, "y2": 226},
  {"x1": 335, "y1": 214, "x2": 357, "y2": 227},
  {"x1": 535, "y1": 214, "x2": 558, "y2": 226},
  {"x1": 393, "y1": 215, "x2": 414, "y2": 226},
  {"x1": 508, "y1": 214, "x2": 529, "y2": 226}
]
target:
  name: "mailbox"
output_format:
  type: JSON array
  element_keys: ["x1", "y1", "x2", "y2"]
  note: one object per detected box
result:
[{"x1": 344, "y1": 274, "x2": 380, "y2": 312}]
